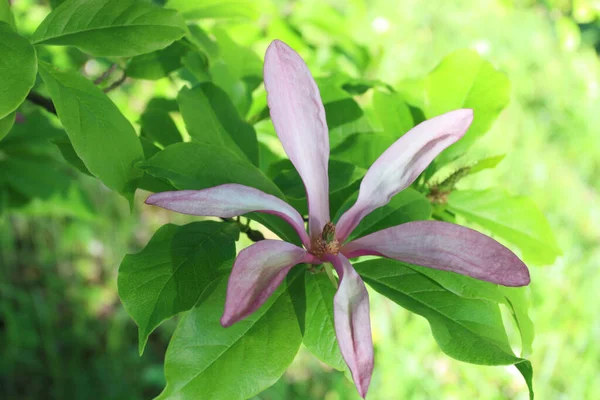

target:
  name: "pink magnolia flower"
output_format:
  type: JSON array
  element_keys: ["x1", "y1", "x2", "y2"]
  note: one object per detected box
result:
[{"x1": 146, "y1": 40, "x2": 530, "y2": 398}]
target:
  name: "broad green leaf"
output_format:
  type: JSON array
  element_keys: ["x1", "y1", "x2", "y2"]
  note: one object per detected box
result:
[
  {"x1": 0, "y1": 112, "x2": 15, "y2": 142},
  {"x1": 126, "y1": 41, "x2": 190, "y2": 80},
  {"x1": 118, "y1": 221, "x2": 239, "y2": 354},
  {"x1": 469, "y1": 154, "x2": 505, "y2": 175},
  {"x1": 0, "y1": 22, "x2": 37, "y2": 119},
  {"x1": 38, "y1": 61, "x2": 144, "y2": 202},
  {"x1": 177, "y1": 83, "x2": 258, "y2": 165},
  {"x1": 516, "y1": 360, "x2": 535, "y2": 400},
  {"x1": 372, "y1": 90, "x2": 414, "y2": 136},
  {"x1": 167, "y1": 0, "x2": 259, "y2": 20},
  {"x1": 447, "y1": 189, "x2": 561, "y2": 265},
  {"x1": 354, "y1": 258, "x2": 522, "y2": 365},
  {"x1": 331, "y1": 132, "x2": 395, "y2": 169},
  {"x1": 1, "y1": 155, "x2": 71, "y2": 200},
  {"x1": 186, "y1": 25, "x2": 218, "y2": 58},
  {"x1": 140, "y1": 109, "x2": 182, "y2": 147},
  {"x1": 271, "y1": 159, "x2": 365, "y2": 215},
  {"x1": 31, "y1": 0, "x2": 187, "y2": 57},
  {"x1": 212, "y1": 28, "x2": 262, "y2": 80},
  {"x1": 138, "y1": 137, "x2": 176, "y2": 193},
  {"x1": 53, "y1": 138, "x2": 92, "y2": 176},
  {"x1": 138, "y1": 142, "x2": 300, "y2": 245},
  {"x1": 303, "y1": 272, "x2": 347, "y2": 372},
  {"x1": 157, "y1": 277, "x2": 302, "y2": 400},
  {"x1": 335, "y1": 188, "x2": 432, "y2": 241},
  {"x1": 324, "y1": 98, "x2": 364, "y2": 130},
  {"x1": 0, "y1": 0, "x2": 15, "y2": 29},
  {"x1": 398, "y1": 50, "x2": 510, "y2": 164}
]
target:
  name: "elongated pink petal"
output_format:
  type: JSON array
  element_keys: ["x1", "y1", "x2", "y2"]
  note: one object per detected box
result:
[
  {"x1": 325, "y1": 254, "x2": 373, "y2": 398},
  {"x1": 264, "y1": 40, "x2": 330, "y2": 239},
  {"x1": 146, "y1": 184, "x2": 310, "y2": 247},
  {"x1": 342, "y1": 221, "x2": 530, "y2": 286},
  {"x1": 221, "y1": 240, "x2": 316, "y2": 327},
  {"x1": 336, "y1": 109, "x2": 473, "y2": 241}
]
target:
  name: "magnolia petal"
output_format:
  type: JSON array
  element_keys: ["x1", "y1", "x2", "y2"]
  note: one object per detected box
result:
[
  {"x1": 221, "y1": 240, "x2": 316, "y2": 327},
  {"x1": 326, "y1": 254, "x2": 373, "y2": 398},
  {"x1": 146, "y1": 184, "x2": 310, "y2": 247},
  {"x1": 335, "y1": 109, "x2": 473, "y2": 241},
  {"x1": 342, "y1": 220, "x2": 530, "y2": 286},
  {"x1": 264, "y1": 40, "x2": 330, "y2": 239}
]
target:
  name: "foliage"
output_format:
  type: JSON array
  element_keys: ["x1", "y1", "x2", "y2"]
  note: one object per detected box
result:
[{"x1": 3, "y1": 0, "x2": 598, "y2": 399}]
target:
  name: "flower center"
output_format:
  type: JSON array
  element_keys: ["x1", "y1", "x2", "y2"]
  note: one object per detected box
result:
[{"x1": 311, "y1": 221, "x2": 340, "y2": 258}]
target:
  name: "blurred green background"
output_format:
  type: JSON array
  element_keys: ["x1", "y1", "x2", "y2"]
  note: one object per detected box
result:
[{"x1": 1, "y1": 0, "x2": 599, "y2": 399}]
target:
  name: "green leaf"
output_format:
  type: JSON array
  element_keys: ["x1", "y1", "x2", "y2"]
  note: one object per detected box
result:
[
  {"x1": 468, "y1": 154, "x2": 505, "y2": 175},
  {"x1": 212, "y1": 28, "x2": 262, "y2": 80},
  {"x1": 1, "y1": 155, "x2": 71, "y2": 200},
  {"x1": 447, "y1": 189, "x2": 561, "y2": 265},
  {"x1": 335, "y1": 188, "x2": 432, "y2": 241},
  {"x1": 0, "y1": 112, "x2": 15, "y2": 142},
  {"x1": 516, "y1": 360, "x2": 534, "y2": 400},
  {"x1": 157, "y1": 277, "x2": 302, "y2": 400},
  {"x1": 372, "y1": 90, "x2": 414, "y2": 136},
  {"x1": 0, "y1": 22, "x2": 37, "y2": 119},
  {"x1": 31, "y1": 0, "x2": 187, "y2": 57},
  {"x1": 178, "y1": 83, "x2": 258, "y2": 165},
  {"x1": 500, "y1": 287, "x2": 534, "y2": 357},
  {"x1": 140, "y1": 109, "x2": 182, "y2": 147},
  {"x1": 303, "y1": 272, "x2": 347, "y2": 371},
  {"x1": 398, "y1": 50, "x2": 510, "y2": 163},
  {"x1": 139, "y1": 142, "x2": 273, "y2": 194},
  {"x1": 126, "y1": 40, "x2": 190, "y2": 80},
  {"x1": 324, "y1": 98, "x2": 364, "y2": 130},
  {"x1": 38, "y1": 61, "x2": 144, "y2": 202},
  {"x1": 53, "y1": 137, "x2": 92, "y2": 176},
  {"x1": 0, "y1": 0, "x2": 16, "y2": 29},
  {"x1": 354, "y1": 258, "x2": 522, "y2": 365},
  {"x1": 167, "y1": 0, "x2": 259, "y2": 21},
  {"x1": 118, "y1": 221, "x2": 239, "y2": 355},
  {"x1": 331, "y1": 132, "x2": 394, "y2": 169}
]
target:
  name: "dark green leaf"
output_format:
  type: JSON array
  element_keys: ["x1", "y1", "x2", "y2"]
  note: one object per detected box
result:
[
  {"x1": 516, "y1": 360, "x2": 534, "y2": 400},
  {"x1": 140, "y1": 109, "x2": 182, "y2": 147},
  {"x1": 178, "y1": 83, "x2": 258, "y2": 165},
  {"x1": 354, "y1": 258, "x2": 523, "y2": 365},
  {"x1": 157, "y1": 277, "x2": 302, "y2": 399},
  {"x1": 0, "y1": 112, "x2": 15, "y2": 142},
  {"x1": 38, "y1": 61, "x2": 144, "y2": 202},
  {"x1": 118, "y1": 221, "x2": 239, "y2": 354},
  {"x1": 126, "y1": 41, "x2": 190, "y2": 80},
  {"x1": 324, "y1": 98, "x2": 364, "y2": 130},
  {"x1": 31, "y1": 0, "x2": 187, "y2": 57},
  {"x1": 447, "y1": 189, "x2": 561, "y2": 265},
  {"x1": 303, "y1": 272, "x2": 347, "y2": 371},
  {"x1": 1, "y1": 155, "x2": 71, "y2": 200},
  {"x1": 398, "y1": 50, "x2": 510, "y2": 164},
  {"x1": 53, "y1": 138, "x2": 92, "y2": 175},
  {"x1": 0, "y1": 22, "x2": 37, "y2": 119},
  {"x1": 335, "y1": 188, "x2": 432, "y2": 241}
]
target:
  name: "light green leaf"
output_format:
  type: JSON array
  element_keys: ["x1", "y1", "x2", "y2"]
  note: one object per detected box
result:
[
  {"x1": 336, "y1": 188, "x2": 432, "y2": 241},
  {"x1": 167, "y1": 0, "x2": 259, "y2": 21},
  {"x1": 157, "y1": 277, "x2": 302, "y2": 400},
  {"x1": 31, "y1": 0, "x2": 187, "y2": 57},
  {"x1": 354, "y1": 258, "x2": 522, "y2": 365},
  {"x1": 0, "y1": 22, "x2": 37, "y2": 119},
  {"x1": 212, "y1": 28, "x2": 262, "y2": 80},
  {"x1": 38, "y1": 61, "x2": 144, "y2": 202},
  {"x1": 178, "y1": 83, "x2": 258, "y2": 165},
  {"x1": 140, "y1": 109, "x2": 182, "y2": 147},
  {"x1": 372, "y1": 90, "x2": 414, "y2": 137},
  {"x1": 118, "y1": 221, "x2": 238, "y2": 355},
  {"x1": 500, "y1": 286, "x2": 534, "y2": 357},
  {"x1": 0, "y1": 112, "x2": 15, "y2": 142},
  {"x1": 0, "y1": 0, "x2": 16, "y2": 29},
  {"x1": 126, "y1": 40, "x2": 190, "y2": 80},
  {"x1": 398, "y1": 49, "x2": 510, "y2": 163},
  {"x1": 469, "y1": 154, "x2": 505, "y2": 175},
  {"x1": 303, "y1": 273, "x2": 347, "y2": 372},
  {"x1": 447, "y1": 189, "x2": 561, "y2": 265}
]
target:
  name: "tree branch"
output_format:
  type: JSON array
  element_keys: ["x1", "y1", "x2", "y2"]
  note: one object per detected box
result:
[
  {"x1": 220, "y1": 217, "x2": 265, "y2": 242},
  {"x1": 26, "y1": 92, "x2": 56, "y2": 115},
  {"x1": 103, "y1": 72, "x2": 127, "y2": 93}
]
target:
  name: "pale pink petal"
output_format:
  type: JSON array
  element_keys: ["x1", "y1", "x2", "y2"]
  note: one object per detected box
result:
[
  {"x1": 264, "y1": 40, "x2": 330, "y2": 239},
  {"x1": 336, "y1": 109, "x2": 473, "y2": 241},
  {"x1": 146, "y1": 184, "x2": 310, "y2": 248},
  {"x1": 325, "y1": 254, "x2": 373, "y2": 398},
  {"x1": 342, "y1": 221, "x2": 530, "y2": 286},
  {"x1": 221, "y1": 240, "x2": 317, "y2": 327}
]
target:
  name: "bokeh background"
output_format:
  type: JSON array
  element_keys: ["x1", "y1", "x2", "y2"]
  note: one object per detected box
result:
[{"x1": 1, "y1": 0, "x2": 599, "y2": 399}]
